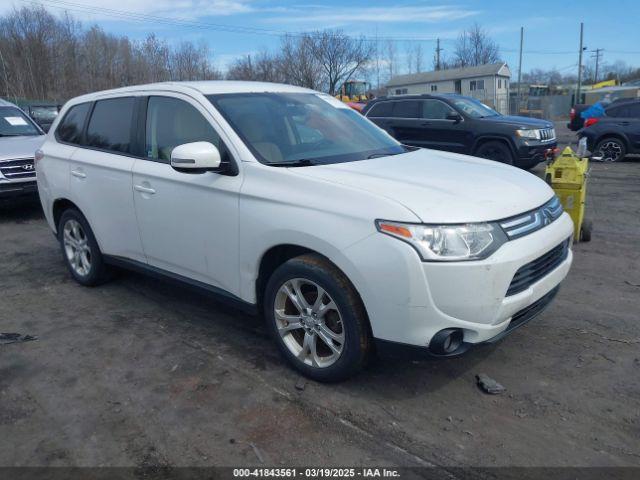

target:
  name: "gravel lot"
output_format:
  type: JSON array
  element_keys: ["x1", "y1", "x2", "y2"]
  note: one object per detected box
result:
[{"x1": 1, "y1": 124, "x2": 639, "y2": 472}]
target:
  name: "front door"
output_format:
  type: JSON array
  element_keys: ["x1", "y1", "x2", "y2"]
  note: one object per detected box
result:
[
  {"x1": 418, "y1": 99, "x2": 470, "y2": 153},
  {"x1": 132, "y1": 94, "x2": 242, "y2": 295}
]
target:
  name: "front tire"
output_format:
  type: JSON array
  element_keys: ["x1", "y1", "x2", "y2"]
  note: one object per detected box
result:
[
  {"x1": 264, "y1": 254, "x2": 371, "y2": 382},
  {"x1": 594, "y1": 137, "x2": 626, "y2": 162},
  {"x1": 58, "y1": 208, "x2": 111, "y2": 286},
  {"x1": 475, "y1": 140, "x2": 515, "y2": 165}
]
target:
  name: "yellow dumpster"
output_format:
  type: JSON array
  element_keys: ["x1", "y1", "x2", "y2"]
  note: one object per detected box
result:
[{"x1": 545, "y1": 146, "x2": 591, "y2": 242}]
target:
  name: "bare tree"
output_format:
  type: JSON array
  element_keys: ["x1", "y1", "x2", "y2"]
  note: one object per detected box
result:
[
  {"x1": 309, "y1": 30, "x2": 374, "y2": 95},
  {"x1": 279, "y1": 34, "x2": 324, "y2": 90},
  {"x1": 385, "y1": 39, "x2": 397, "y2": 80},
  {"x1": 414, "y1": 43, "x2": 423, "y2": 73},
  {"x1": 0, "y1": 5, "x2": 222, "y2": 101},
  {"x1": 453, "y1": 23, "x2": 500, "y2": 67}
]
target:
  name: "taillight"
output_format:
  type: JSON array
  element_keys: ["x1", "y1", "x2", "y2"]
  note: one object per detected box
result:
[
  {"x1": 584, "y1": 117, "x2": 599, "y2": 128},
  {"x1": 34, "y1": 149, "x2": 44, "y2": 165},
  {"x1": 570, "y1": 108, "x2": 575, "y2": 120}
]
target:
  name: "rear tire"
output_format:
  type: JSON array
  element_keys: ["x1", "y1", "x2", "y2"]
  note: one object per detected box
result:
[
  {"x1": 263, "y1": 254, "x2": 371, "y2": 382},
  {"x1": 475, "y1": 140, "x2": 515, "y2": 165},
  {"x1": 58, "y1": 208, "x2": 111, "y2": 286},
  {"x1": 594, "y1": 137, "x2": 626, "y2": 162},
  {"x1": 580, "y1": 219, "x2": 593, "y2": 242}
]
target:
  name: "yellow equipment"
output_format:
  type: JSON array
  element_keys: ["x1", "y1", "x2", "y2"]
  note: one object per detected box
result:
[
  {"x1": 545, "y1": 146, "x2": 592, "y2": 242},
  {"x1": 336, "y1": 80, "x2": 370, "y2": 103}
]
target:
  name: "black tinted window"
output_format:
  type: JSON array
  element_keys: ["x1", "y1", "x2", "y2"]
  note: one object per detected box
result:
[
  {"x1": 145, "y1": 96, "x2": 221, "y2": 162},
  {"x1": 392, "y1": 101, "x2": 421, "y2": 118},
  {"x1": 57, "y1": 103, "x2": 91, "y2": 144},
  {"x1": 86, "y1": 97, "x2": 135, "y2": 153},
  {"x1": 422, "y1": 100, "x2": 455, "y2": 119},
  {"x1": 367, "y1": 102, "x2": 393, "y2": 117}
]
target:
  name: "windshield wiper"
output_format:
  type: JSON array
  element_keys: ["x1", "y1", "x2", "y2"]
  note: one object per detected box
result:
[{"x1": 268, "y1": 158, "x2": 317, "y2": 167}]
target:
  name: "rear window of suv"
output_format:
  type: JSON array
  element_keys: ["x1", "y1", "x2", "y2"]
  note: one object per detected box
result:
[
  {"x1": 57, "y1": 102, "x2": 91, "y2": 144},
  {"x1": 85, "y1": 97, "x2": 135, "y2": 154}
]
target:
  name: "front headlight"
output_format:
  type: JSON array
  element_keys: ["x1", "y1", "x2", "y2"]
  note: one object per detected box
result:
[
  {"x1": 515, "y1": 129, "x2": 541, "y2": 140},
  {"x1": 376, "y1": 220, "x2": 507, "y2": 261}
]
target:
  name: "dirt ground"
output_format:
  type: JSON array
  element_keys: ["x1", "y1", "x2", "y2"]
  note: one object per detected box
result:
[{"x1": 1, "y1": 124, "x2": 639, "y2": 473}]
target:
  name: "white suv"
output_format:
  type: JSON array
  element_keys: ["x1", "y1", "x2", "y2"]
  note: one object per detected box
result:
[{"x1": 36, "y1": 82, "x2": 573, "y2": 381}]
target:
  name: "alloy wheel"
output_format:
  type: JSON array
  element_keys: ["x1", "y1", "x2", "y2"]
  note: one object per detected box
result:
[
  {"x1": 598, "y1": 141, "x2": 623, "y2": 162},
  {"x1": 63, "y1": 219, "x2": 92, "y2": 276},
  {"x1": 274, "y1": 278, "x2": 345, "y2": 368}
]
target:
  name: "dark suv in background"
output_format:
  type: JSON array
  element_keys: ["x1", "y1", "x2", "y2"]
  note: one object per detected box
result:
[
  {"x1": 362, "y1": 94, "x2": 557, "y2": 169},
  {"x1": 578, "y1": 99, "x2": 640, "y2": 162}
]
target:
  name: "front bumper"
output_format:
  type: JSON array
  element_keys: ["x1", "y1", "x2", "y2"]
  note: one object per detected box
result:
[
  {"x1": 374, "y1": 286, "x2": 559, "y2": 359},
  {"x1": 0, "y1": 180, "x2": 38, "y2": 200},
  {"x1": 342, "y1": 212, "x2": 574, "y2": 351},
  {"x1": 515, "y1": 140, "x2": 557, "y2": 167}
]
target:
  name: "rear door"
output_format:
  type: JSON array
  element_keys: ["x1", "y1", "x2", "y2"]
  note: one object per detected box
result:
[
  {"x1": 615, "y1": 103, "x2": 640, "y2": 152},
  {"x1": 68, "y1": 96, "x2": 145, "y2": 262},
  {"x1": 132, "y1": 94, "x2": 242, "y2": 293},
  {"x1": 387, "y1": 100, "x2": 423, "y2": 145}
]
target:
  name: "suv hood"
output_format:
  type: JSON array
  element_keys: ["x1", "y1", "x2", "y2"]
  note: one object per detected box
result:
[
  {"x1": 291, "y1": 149, "x2": 554, "y2": 224},
  {"x1": 0, "y1": 135, "x2": 45, "y2": 162},
  {"x1": 482, "y1": 115, "x2": 553, "y2": 129}
]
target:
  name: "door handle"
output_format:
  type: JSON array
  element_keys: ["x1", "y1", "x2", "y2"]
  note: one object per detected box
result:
[
  {"x1": 134, "y1": 185, "x2": 156, "y2": 195},
  {"x1": 420, "y1": 122, "x2": 432, "y2": 126},
  {"x1": 71, "y1": 169, "x2": 86, "y2": 179}
]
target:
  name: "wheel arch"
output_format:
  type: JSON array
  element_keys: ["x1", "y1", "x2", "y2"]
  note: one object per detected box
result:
[
  {"x1": 255, "y1": 244, "x2": 372, "y2": 336},
  {"x1": 472, "y1": 135, "x2": 518, "y2": 158},
  {"x1": 594, "y1": 132, "x2": 630, "y2": 150},
  {"x1": 52, "y1": 198, "x2": 82, "y2": 234}
]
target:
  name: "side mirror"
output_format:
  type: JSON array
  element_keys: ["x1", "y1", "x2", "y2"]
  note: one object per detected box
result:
[
  {"x1": 446, "y1": 112, "x2": 463, "y2": 123},
  {"x1": 170, "y1": 142, "x2": 221, "y2": 173}
]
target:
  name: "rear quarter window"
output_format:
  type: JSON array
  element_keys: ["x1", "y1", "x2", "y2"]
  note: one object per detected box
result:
[
  {"x1": 85, "y1": 97, "x2": 136, "y2": 154},
  {"x1": 366, "y1": 102, "x2": 393, "y2": 118},
  {"x1": 56, "y1": 103, "x2": 91, "y2": 145}
]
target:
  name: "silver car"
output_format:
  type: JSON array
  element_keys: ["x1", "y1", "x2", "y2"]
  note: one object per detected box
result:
[{"x1": 0, "y1": 99, "x2": 45, "y2": 202}]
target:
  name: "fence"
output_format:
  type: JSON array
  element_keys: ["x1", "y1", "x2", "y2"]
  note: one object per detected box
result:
[{"x1": 510, "y1": 94, "x2": 572, "y2": 120}]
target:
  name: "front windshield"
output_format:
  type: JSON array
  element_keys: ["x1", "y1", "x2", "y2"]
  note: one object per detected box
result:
[
  {"x1": 347, "y1": 82, "x2": 367, "y2": 97},
  {"x1": 208, "y1": 92, "x2": 405, "y2": 166},
  {"x1": 451, "y1": 97, "x2": 500, "y2": 118},
  {"x1": 0, "y1": 107, "x2": 41, "y2": 136},
  {"x1": 30, "y1": 106, "x2": 58, "y2": 122}
]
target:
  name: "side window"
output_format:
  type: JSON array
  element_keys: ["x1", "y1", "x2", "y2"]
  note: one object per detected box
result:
[
  {"x1": 366, "y1": 102, "x2": 393, "y2": 118},
  {"x1": 422, "y1": 100, "x2": 455, "y2": 120},
  {"x1": 606, "y1": 106, "x2": 625, "y2": 118},
  {"x1": 86, "y1": 97, "x2": 135, "y2": 154},
  {"x1": 146, "y1": 96, "x2": 220, "y2": 162},
  {"x1": 56, "y1": 103, "x2": 91, "y2": 145},
  {"x1": 392, "y1": 101, "x2": 421, "y2": 119}
]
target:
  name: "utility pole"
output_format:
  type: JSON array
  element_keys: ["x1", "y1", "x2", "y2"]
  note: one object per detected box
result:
[
  {"x1": 576, "y1": 22, "x2": 585, "y2": 104},
  {"x1": 435, "y1": 38, "x2": 442, "y2": 70},
  {"x1": 591, "y1": 48, "x2": 603, "y2": 83},
  {"x1": 516, "y1": 27, "x2": 523, "y2": 114}
]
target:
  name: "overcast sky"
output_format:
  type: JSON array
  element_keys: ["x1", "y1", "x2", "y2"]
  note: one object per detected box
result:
[{"x1": 5, "y1": 0, "x2": 640, "y2": 75}]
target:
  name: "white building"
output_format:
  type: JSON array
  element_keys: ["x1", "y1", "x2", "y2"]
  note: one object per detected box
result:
[{"x1": 386, "y1": 62, "x2": 511, "y2": 114}]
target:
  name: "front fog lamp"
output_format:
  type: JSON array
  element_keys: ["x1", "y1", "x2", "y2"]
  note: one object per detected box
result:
[{"x1": 376, "y1": 220, "x2": 506, "y2": 261}]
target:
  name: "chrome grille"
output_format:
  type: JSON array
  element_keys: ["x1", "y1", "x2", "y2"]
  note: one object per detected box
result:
[
  {"x1": 0, "y1": 158, "x2": 36, "y2": 180},
  {"x1": 500, "y1": 196, "x2": 563, "y2": 240},
  {"x1": 540, "y1": 128, "x2": 556, "y2": 142},
  {"x1": 506, "y1": 239, "x2": 570, "y2": 296}
]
